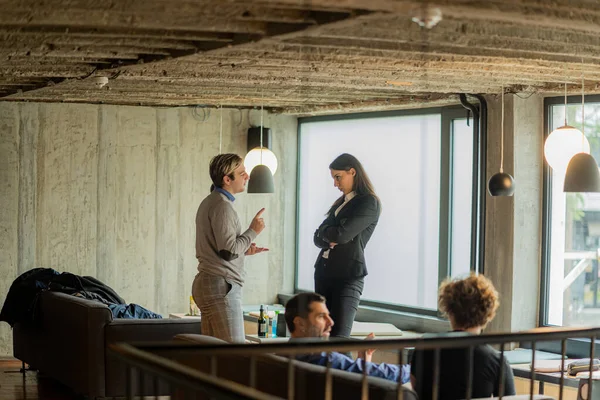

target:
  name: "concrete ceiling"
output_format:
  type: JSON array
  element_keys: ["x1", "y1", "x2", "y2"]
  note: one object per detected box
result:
[{"x1": 2, "y1": 0, "x2": 600, "y2": 115}]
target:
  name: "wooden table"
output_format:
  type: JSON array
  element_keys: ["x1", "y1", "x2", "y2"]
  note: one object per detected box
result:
[
  {"x1": 511, "y1": 363, "x2": 581, "y2": 395},
  {"x1": 168, "y1": 313, "x2": 202, "y2": 319},
  {"x1": 245, "y1": 334, "x2": 289, "y2": 344}
]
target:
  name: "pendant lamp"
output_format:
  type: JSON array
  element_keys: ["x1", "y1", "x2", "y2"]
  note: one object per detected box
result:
[
  {"x1": 563, "y1": 74, "x2": 600, "y2": 192},
  {"x1": 544, "y1": 82, "x2": 589, "y2": 172},
  {"x1": 488, "y1": 87, "x2": 515, "y2": 196},
  {"x1": 247, "y1": 104, "x2": 275, "y2": 194},
  {"x1": 245, "y1": 127, "x2": 278, "y2": 175}
]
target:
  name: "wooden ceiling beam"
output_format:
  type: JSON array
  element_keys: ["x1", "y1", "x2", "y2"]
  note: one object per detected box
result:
[
  {"x1": 0, "y1": 64, "x2": 94, "y2": 77},
  {"x1": 282, "y1": 36, "x2": 600, "y2": 64},
  {"x1": 0, "y1": 26, "x2": 239, "y2": 42},
  {"x1": 2, "y1": 0, "x2": 359, "y2": 26},
  {"x1": 161, "y1": 57, "x2": 600, "y2": 83},
  {"x1": 251, "y1": 0, "x2": 600, "y2": 32},
  {"x1": 0, "y1": 12, "x2": 269, "y2": 35},
  {"x1": 1, "y1": 35, "x2": 199, "y2": 51},
  {"x1": 281, "y1": 93, "x2": 460, "y2": 116}
]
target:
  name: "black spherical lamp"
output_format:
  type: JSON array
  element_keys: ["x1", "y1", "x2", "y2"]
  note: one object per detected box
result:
[
  {"x1": 488, "y1": 172, "x2": 515, "y2": 196},
  {"x1": 488, "y1": 87, "x2": 515, "y2": 197}
]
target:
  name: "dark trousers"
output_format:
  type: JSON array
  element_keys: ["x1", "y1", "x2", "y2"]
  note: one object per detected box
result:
[{"x1": 315, "y1": 265, "x2": 364, "y2": 338}]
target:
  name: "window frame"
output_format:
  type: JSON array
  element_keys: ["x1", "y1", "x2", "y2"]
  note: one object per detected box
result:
[
  {"x1": 540, "y1": 93, "x2": 600, "y2": 327},
  {"x1": 537, "y1": 94, "x2": 600, "y2": 358},
  {"x1": 294, "y1": 105, "x2": 485, "y2": 319}
]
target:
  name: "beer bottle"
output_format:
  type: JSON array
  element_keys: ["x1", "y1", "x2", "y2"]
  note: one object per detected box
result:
[{"x1": 258, "y1": 305, "x2": 267, "y2": 338}]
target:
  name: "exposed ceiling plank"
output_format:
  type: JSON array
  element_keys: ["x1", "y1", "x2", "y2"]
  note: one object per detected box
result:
[
  {"x1": 0, "y1": 12, "x2": 269, "y2": 34},
  {"x1": 253, "y1": 0, "x2": 600, "y2": 32},
  {"x1": 1, "y1": 0, "x2": 355, "y2": 25},
  {"x1": 1, "y1": 35, "x2": 200, "y2": 51},
  {"x1": 283, "y1": 36, "x2": 600, "y2": 64},
  {"x1": 0, "y1": 26, "x2": 240, "y2": 42},
  {"x1": 282, "y1": 94, "x2": 460, "y2": 116}
]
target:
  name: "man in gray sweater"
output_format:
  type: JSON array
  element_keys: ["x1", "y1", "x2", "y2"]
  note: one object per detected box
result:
[{"x1": 192, "y1": 153, "x2": 268, "y2": 343}]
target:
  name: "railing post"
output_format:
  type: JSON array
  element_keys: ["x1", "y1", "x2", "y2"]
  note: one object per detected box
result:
[
  {"x1": 210, "y1": 355, "x2": 217, "y2": 376},
  {"x1": 432, "y1": 348, "x2": 441, "y2": 400},
  {"x1": 249, "y1": 355, "x2": 257, "y2": 389},
  {"x1": 498, "y1": 342, "x2": 505, "y2": 399},
  {"x1": 361, "y1": 356, "x2": 369, "y2": 400},
  {"x1": 530, "y1": 341, "x2": 537, "y2": 400},
  {"x1": 588, "y1": 335, "x2": 596, "y2": 400},
  {"x1": 396, "y1": 347, "x2": 404, "y2": 400},
  {"x1": 154, "y1": 375, "x2": 160, "y2": 400},
  {"x1": 287, "y1": 357, "x2": 295, "y2": 400},
  {"x1": 465, "y1": 345, "x2": 474, "y2": 400},
  {"x1": 560, "y1": 339, "x2": 566, "y2": 400},
  {"x1": 126, "y1": 366, "x2": 134, "y2": 400},
  {"x1": 325, "y1": 351, "x2": 332, "y2": 400},
  {"x1": 138, "y1": 369, "x2": 146, "y2": 399}
]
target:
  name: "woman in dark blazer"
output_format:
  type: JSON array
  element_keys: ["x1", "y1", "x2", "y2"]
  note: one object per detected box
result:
[{"x1": 313, "y1": 153, "x2": 381, "y2": 338}]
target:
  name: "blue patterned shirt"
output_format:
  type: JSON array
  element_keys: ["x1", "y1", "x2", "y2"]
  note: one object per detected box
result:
[{"x1": 296, "y1": 351, "x2": 411, "y2": 384}]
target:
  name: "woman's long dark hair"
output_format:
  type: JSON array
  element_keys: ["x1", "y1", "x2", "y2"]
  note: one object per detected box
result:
[{"x1": 327, "y1": 153, "x2": 380, "y2": 215}]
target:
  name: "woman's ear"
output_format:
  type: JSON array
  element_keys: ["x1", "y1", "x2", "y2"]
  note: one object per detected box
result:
[{"x1": 349, "y1": 168, "x2": 356, "y2": 177}]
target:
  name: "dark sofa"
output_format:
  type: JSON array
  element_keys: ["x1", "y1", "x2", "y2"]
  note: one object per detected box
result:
[{"x1": 13, "y1": 291, "x2": 202, "y2": 399}]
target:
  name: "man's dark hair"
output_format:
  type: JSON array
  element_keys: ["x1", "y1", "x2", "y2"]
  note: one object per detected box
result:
[{"x1": 284, "y1": 292, "x2": 326, "y2": 333}]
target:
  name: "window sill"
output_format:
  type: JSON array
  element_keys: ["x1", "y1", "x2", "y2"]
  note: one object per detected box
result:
[{"x1": 278, "y1": 293, "x2": 450, "y2": 333}]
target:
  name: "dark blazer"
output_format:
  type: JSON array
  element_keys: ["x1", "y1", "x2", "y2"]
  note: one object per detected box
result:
[{"x1": 313, "y1": 193, "x2": 380, "y2": 279}]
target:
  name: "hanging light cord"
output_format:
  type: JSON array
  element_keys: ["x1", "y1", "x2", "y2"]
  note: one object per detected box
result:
[
  {"x1": 582, "y1": 71, "x2": 585, "y2": 142},
  {"x1": 564, "y1": 81, "x2": 568, "y2": 126},
  {"x1": 219, "y1": 105, "x2": 223, "y2": 155},
  {"x1": 500, "y1": 86, "x2": 504, "y2": 173},
  {"x1": 260, "y1": 103, "x2": 264, "y2": 164}
]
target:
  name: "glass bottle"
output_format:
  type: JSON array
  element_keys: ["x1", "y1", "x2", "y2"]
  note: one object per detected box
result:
[{"x1": 258, "y1": 305, "x2": 267, "y2": 338}]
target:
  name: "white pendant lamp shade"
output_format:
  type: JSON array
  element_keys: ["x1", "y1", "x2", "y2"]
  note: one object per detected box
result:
[
  {"x1": 544, "y1": 125, "x2": 590, "y2": 172},
  {"x1": 244, "y1": 147, "x2": 278, "y2": 175}
]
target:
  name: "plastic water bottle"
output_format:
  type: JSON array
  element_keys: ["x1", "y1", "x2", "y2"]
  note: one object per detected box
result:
[{"x1": 271, "y1": 311, "x2": 279, "y2": 338}]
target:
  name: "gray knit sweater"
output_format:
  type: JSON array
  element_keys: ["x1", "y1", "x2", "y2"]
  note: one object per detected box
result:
[{"x1": 195, "y1": 190, "x2": 257, "y2": 286}]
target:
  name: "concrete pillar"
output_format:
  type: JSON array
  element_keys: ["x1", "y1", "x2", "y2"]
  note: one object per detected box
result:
[{"x1": 485, "y1": 94, "x2": 543, "y2": 333}]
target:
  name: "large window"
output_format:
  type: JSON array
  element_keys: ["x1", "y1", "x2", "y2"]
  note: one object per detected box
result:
[
  {"x1": 543, "y1": 96, "x2": 600, "y2": 327},
  {"x1": 296, "y1": 107, "x2": 480, "y2": 314}
]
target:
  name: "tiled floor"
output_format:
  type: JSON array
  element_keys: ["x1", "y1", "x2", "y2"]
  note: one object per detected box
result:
[{"x1": 0, "y1": 358, "x2": 79, "y2": 400}]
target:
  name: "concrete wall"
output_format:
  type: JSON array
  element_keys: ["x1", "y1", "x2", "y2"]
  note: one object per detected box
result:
[{"x1": 0, "y1": 103, "x2": 297, "y2": 356}]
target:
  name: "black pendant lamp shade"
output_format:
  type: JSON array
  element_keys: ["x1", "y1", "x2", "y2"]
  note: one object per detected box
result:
[
  {"x1": 563, "y1": 153, "x2": 600, "y2": 192},
  {"x1": 488, "y1": 86, "x2": 515, "y2": 197},
  {"x1": 488, "y1": 172, "x2": 515, "y2": 196},
  {"x1": 248, "y1": 164, "x2": 274, "y2": 193}
]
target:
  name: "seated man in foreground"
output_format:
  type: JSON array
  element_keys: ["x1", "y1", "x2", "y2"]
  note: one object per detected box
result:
[
  {"x1": 410, "y1": 273, "x2": 516, "y2": 400},
  {"x1": 284, "y1": 292, "x2": 410, "y2": 384}
]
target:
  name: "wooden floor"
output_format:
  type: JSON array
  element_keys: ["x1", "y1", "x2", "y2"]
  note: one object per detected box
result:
[{"x1": 0, "y1": 358, "x2": 80, "y2": 400}]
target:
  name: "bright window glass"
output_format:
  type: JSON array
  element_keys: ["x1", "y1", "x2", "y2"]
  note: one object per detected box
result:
[
  {"x1": 546, "y1": 102, "x2": 600, "y2": 326},
  {"x1": 450, "y1": 118, "x2": 474, "y2": 278},
  {"x1": 297, "y1": 112, "x2": 474, "y2": 310}
]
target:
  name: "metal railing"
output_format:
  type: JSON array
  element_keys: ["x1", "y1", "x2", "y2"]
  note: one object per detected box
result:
[{"x1": 109, "y1": 326, "x2": 600, "y2": 400}]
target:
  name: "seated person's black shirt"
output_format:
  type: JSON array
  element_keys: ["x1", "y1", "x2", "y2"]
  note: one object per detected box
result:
[{"x1": 410, "y1": 332, "x2": 516, "y2": 400}]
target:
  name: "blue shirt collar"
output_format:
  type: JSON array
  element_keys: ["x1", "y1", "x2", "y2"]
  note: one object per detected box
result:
[{"x1": 215, "y1": 187, "x2": 235, "y2": 202}]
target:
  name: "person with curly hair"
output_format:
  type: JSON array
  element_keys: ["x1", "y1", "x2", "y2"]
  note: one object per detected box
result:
[{"x1": 410, "y1": 273, "x2": 515, "y2": 400}]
